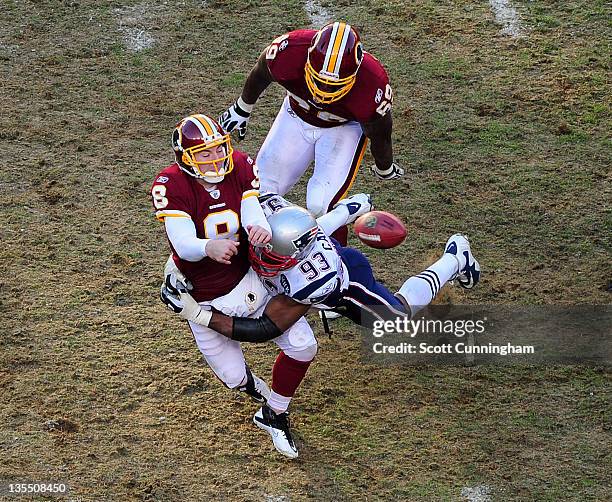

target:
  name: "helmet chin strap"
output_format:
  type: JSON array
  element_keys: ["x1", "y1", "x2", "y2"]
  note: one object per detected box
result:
[
  {"x1": 202, "y1": 166, "x2": 226, "y2": 184},
  {"x1": 197, "y1": 158, "x2": 227, "y2": 184},
  {"x1": 203, "y1": 175, "x2": 224, "y2": 184}
]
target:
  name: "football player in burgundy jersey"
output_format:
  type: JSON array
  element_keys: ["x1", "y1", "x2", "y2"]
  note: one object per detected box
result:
[
  {"x1": 152, "y1": 114, "x2": 319, "y2": 459},
  {"x1": 152, "y1": 114, "x2": 270, "y2": 301},
  {"x1": 219, "y1": 22, "x2": 404, "y2": 246}
]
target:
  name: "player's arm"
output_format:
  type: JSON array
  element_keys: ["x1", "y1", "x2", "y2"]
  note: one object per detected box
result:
[
  {"x1": 214, "y1": 294, "x2": 309, "y2": 342},
  {"x1": 316, "y1": 193, "x2": 373, "y2": 236},
  {"x1": 241, "y1": 166, "x2": 271, "y2": 245},
  {"x1": 240, "y1": 51, "x2": 274, "y2": 106},
  {"x1": 165, "y1": 217, "x2": 239, "y2": 265},
  {"x1": 242, "y1": 193, "x2": 272, "y2": 245},
  {"x1": 362, "y1": 112, "x2": 393, "y2": 171},
  {"x1": 361, "y1": 112, "x2": 403, "y2": 180},
  {"x1": 218, "y1": 50, "x2": 274, "y2": 139},
  {"x1": 161, "y1": 284, "x2": 309, "y2": 343}
]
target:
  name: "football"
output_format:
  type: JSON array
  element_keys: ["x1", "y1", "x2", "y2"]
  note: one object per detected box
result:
[{"x1": 353, "y1": 211, "x2": 407, "y2": 249}]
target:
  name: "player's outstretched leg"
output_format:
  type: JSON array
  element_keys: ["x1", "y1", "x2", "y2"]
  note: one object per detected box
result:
[
  {"x1": 397, "y1": 233, "x2": 480, "y2": 317},
  {"x1": 253, "y1": 405, "x2": 298, "y2": 459},
  {"x1": 237, "y1": 366, "x2": 271, "y2": 404}
]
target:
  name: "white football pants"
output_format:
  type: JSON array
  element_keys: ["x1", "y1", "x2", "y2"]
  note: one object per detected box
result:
[
  {"x1": 187, "y1": 268, "x2": 317, "y2": 389},
  {"x1": 257, "y1": 95, "x2": 367, "y2": 217}
]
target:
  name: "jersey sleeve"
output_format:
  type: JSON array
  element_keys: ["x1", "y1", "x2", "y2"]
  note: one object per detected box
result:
[
  {"x1": 265, "y1": 30, "x2": 314, "y2": 82},
  {"x1": 353, "y1": 54, "x2": 392, "y2": 123},
  {"x1": 258, "y1": 193, "x2": 293, "y2": 218},
  {"x1": 232, "y1": 151, "x2": 260, "y2": 201},
  {"x1": 151, "y1": 170, "x2": 193, "y2": 222}
]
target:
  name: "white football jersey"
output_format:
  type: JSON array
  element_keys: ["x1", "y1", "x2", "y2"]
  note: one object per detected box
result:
[{"x1": 258, "y1": 194, "x2": 348, "y2": 306}]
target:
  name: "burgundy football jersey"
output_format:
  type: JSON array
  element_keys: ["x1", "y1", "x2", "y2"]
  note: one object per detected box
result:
[
  {"x1": 151, "y1": 150, "x2": 260, "y2": 301},
  {"x1": 266, "y1": 30, "x2": 392, "y2": 128}
]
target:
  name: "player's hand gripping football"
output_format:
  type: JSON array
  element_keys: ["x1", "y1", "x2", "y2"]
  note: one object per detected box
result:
[
  {"x1": 372, "y1": 161, "x2": 404, "y2": 180},
  {"x1": 247, "y1": 225, "x2": 272, "y2": 246},
  {"x1": 218, "y1": 98, "x2": 252, "y2": 140},
  {"x1": 205, "y1": 239, "x2": 240, "y2": 265}
]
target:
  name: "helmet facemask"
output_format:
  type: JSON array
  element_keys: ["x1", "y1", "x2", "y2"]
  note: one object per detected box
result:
[
  {"x1": 249, "y1": 244, "x2": 299, "y2": 277},
  {"x1": 181, "y1": 135, "x2": 234, "y2": 184},
  {"x1": 305, "y1": 59, "x2": 357, "y2": 104}
]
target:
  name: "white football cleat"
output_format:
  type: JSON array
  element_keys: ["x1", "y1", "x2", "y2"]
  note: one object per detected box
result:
[
  {"x1": 253, "y1": 405, "x2": 298, "y2": 459},
  {"x1": 444, "y1": 234, "x2": 481, "y2": 289},
  {"x1": 237, "y1": 366, "x2": 270, "y2": 404},
  {"x1": 334, "y1": 193, "x2": 373, "y2": 224}
]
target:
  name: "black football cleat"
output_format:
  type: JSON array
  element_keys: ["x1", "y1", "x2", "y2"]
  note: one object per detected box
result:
[{"x1": 237, "y1": 366, "x2": 270, "y2": 404}]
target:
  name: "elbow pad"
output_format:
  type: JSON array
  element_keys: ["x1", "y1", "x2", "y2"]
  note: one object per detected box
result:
[{"x1": 232, "y1": 313, "x2": 282, "y2": 343}]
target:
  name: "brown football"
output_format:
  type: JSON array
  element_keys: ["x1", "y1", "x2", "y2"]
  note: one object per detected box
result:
[{"x1": 354, "y1": 211, "x2": 407, "y2": 249}]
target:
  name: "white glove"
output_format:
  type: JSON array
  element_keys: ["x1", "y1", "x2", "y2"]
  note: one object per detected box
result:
[
  {"x1": 218, "y1": 97, "x2": 253, "y2": 140},
  {"x1": 163, "y1": 255, "x2": 193, "y2": 291},
  {"x1": 372, "y1": 161, "x2": 404, "y2": 180},
  {"x1": 160, "y1": 275, "x2": 212, "y2": 326},
  {"x1": 334, "y1": 193, "x2": 373, "y2": 224}
]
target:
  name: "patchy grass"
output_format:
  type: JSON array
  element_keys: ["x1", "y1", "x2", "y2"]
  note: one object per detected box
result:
[{"x1": 0, "y1": 0, "x2": 610, "y2": 500}]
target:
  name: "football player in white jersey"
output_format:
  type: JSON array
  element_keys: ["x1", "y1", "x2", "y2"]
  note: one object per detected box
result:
[{"x1": 162, "y1": 194, "x2": 481, "y2": 456}]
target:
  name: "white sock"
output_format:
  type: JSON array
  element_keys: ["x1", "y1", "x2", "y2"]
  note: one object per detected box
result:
[
  {"x1": 267, "y1": 391, "x2": 292, "y2": 415},
  {"x1": 398, "y1": 254, "x2": 458, "y2": 317}
]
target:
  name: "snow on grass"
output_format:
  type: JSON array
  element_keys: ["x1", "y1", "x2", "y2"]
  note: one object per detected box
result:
[
  {"x1": 304, "y1": 0, "x2": 331, "y2": 28},
  {"x1": 461, "y1": 484, "x2": 493, "y2": 502},
  {"x1": 114, "y1": 3, "x2": 156, "y2": 52},
  {"x1": 489, "y1": 0, "x2": 527, "y2": 38}
]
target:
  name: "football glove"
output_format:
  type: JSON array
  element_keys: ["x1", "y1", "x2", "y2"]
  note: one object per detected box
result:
[
  {"x1": 160, "y1": 275, "x2": 212, "y2": 326},
  {"x1": 334, "y1": 193, "x2": 373, "y2": 224},
  {"x1": 372, "y1": 161, "x2": 404, "y2": 180},
  {"x1": 163, "y1": 255, "x2": 193, "y2": 292},
  {"x1": 218, "y1": 98, "x2": 253, "y2": 140}
]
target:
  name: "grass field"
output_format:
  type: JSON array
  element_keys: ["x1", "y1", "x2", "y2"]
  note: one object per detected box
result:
[{"x1": 0, "y1": 0, "x2": 610, "y2": 500}]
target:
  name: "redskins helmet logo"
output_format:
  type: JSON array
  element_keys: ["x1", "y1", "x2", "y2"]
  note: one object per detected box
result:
[{"x1": 309, "y1": 30, "x2": 322, "y2": 53}]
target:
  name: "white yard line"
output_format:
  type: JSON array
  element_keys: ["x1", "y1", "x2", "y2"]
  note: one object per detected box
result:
[
  {"x1": 489, "y1": 0, "x2": 527, "y2": 38},
  {"x1": 461, "y1": 484, "x2": 493, "y2": 502},
  {"x1": 304, "y1": 0, "x2": 331, "y2": 28},
  {"x1": 114, "y1": 3, "x2": 156, "y2": 52}
]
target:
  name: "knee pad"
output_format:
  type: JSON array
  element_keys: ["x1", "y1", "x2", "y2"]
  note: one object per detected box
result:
[
  {"x1": 217, "y1": 365, "x2": 247, "y2": 390},
  {"x1": 284, "y1": 340, "x2": 318, "y2": 363},
  {"x1": 306, "y1": 182, "x2": 328, "y2": 217}
]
